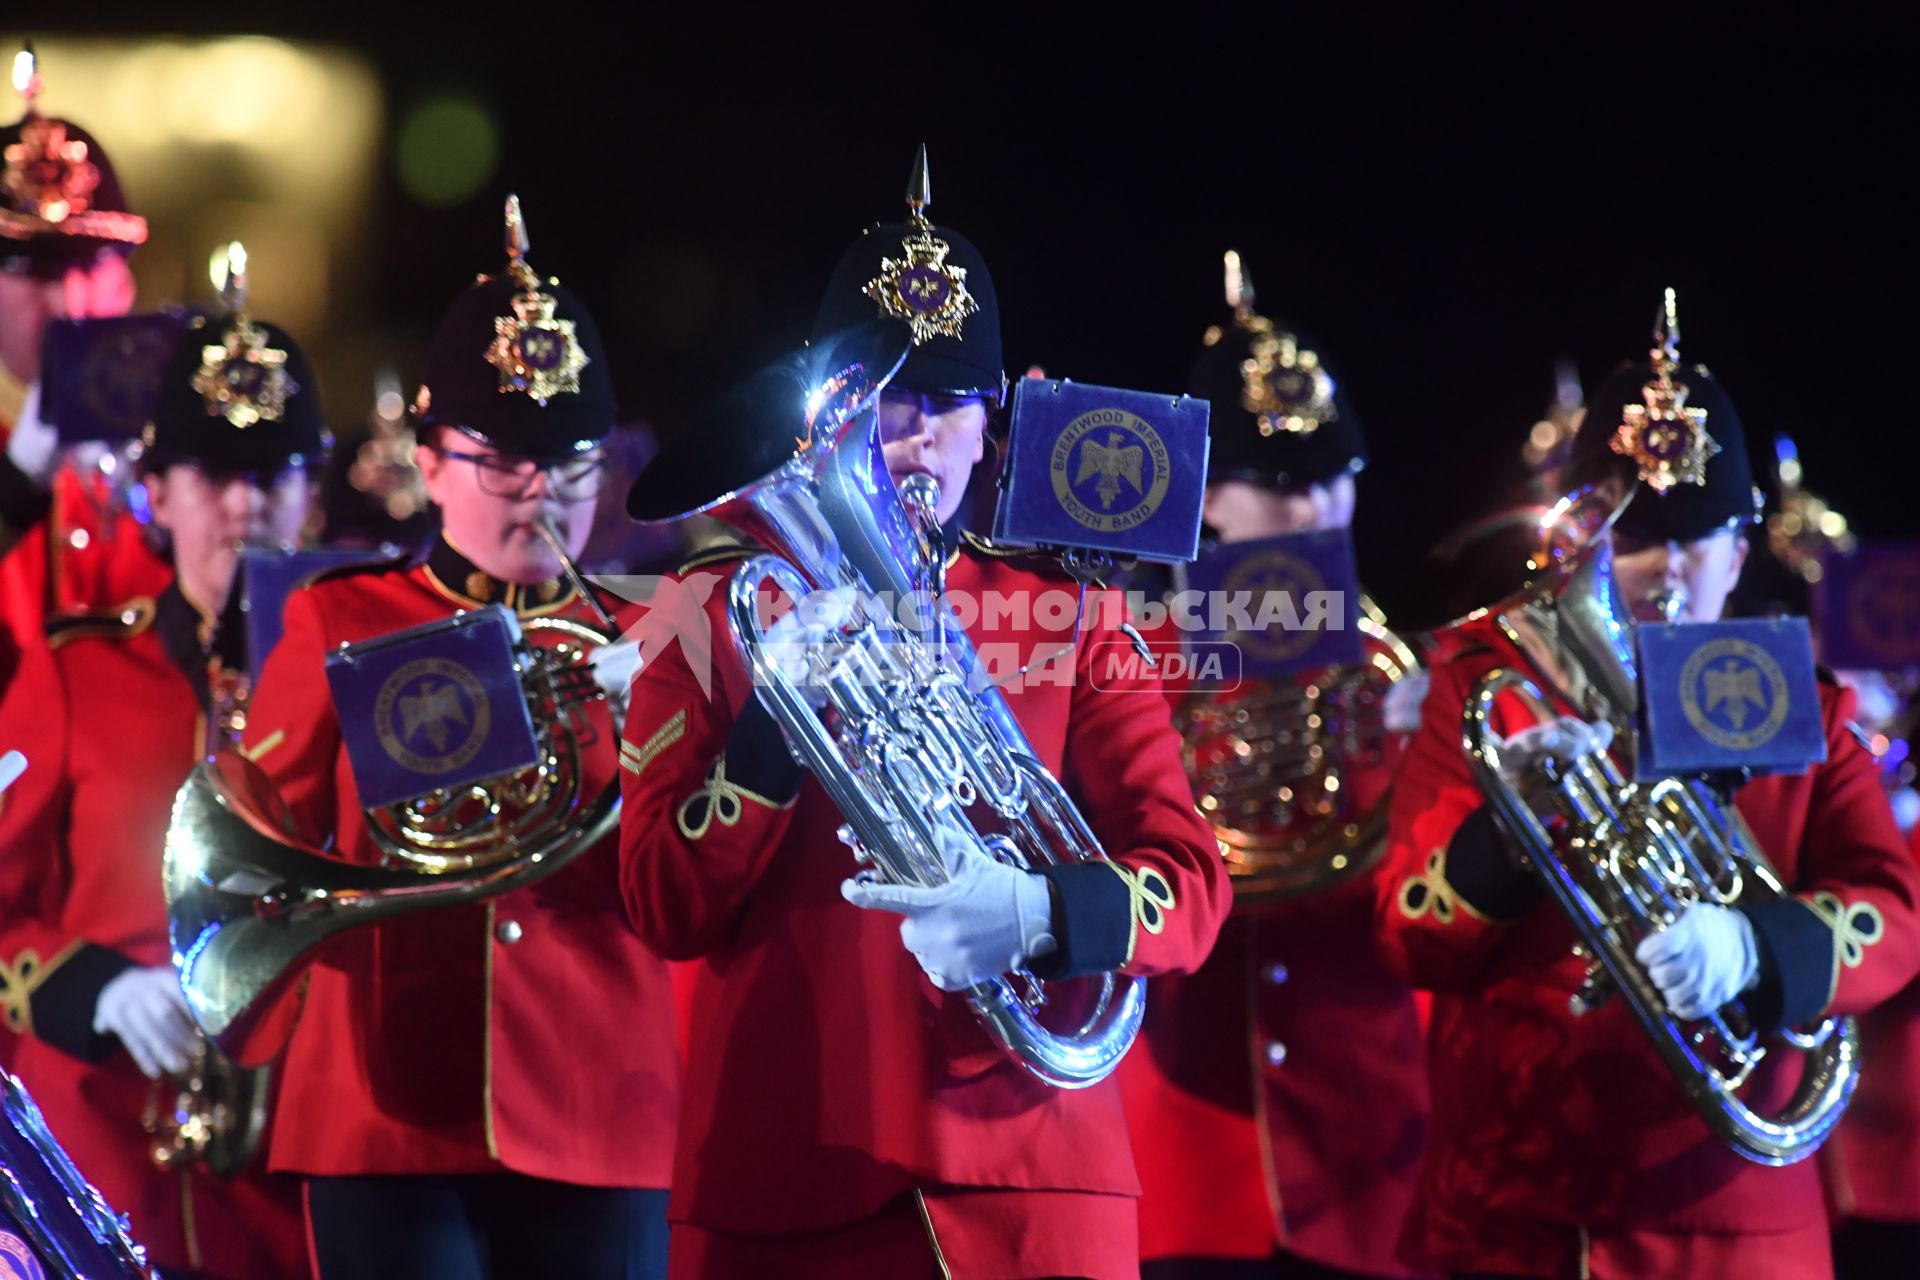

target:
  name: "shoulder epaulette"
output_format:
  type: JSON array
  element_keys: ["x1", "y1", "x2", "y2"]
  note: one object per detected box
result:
[
  {"x1": 676, "y1": 541, "x2": 760, "y2": 575},
  {"x1": 44, "y1": 597, "x2": 156, "y2": 650},
  {"x1": 957, "y1": 530, "x2": 1080, "y2": 580},
  {"x1": 307, "y1": 552, "x2": 416, "y2": 588}
]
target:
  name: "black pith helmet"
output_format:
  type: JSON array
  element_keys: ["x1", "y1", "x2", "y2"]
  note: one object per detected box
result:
[
  {"x1": 812, "y1": 145, "x2": 1004, "y2": 404},
  {"x1": 411, "y1": 195, "x2": 615, "y2": 460},
  {"x1": 1185, "y1": 251, "x2": 1366, "y2": 489}
]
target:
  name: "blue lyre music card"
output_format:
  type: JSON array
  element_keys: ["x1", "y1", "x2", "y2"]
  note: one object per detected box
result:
[
  {"x1": 1636, "y1": 617, "x2": 1827, "y2": 779},
  {"x1": 1178, "y1": 529, "x2": 1364, "y2": 680},
  {"x1": 242, "y1": 545, "x2": 402, "y2": 683},
  {"x1": 1813, "y1": 539, "x2": 1920, "y2": 671},
  {"x1": 992, "y1": 377, "x2": 1208, "y2": 563},
  {"x1": 39, "y1": 311, "x2": 189, "y2": 443},
  {"x1": 326, "y1": 605, "x2": 541, "y2": 809}
]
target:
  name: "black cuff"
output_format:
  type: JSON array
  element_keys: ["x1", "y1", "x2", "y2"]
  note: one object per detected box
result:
[
  {"x1": 1740, "y1": 898, "x2": 1834, "y2": 1034},
  {"x1": 722, "y1": 694, "x2": 803, "y2": 805},
  {"x1": 0, "y1": 453, "x2": 51, "y2": 538},
  {"x1": 1448, "y1": 805, "x2": 1544, "y2": 921},
  {"x1": 1029, "y1": 862, "x2": 1133, "y2": 979},
  {"x1": 29, "y1": 943, "x2": 136, "y2": 1062}
]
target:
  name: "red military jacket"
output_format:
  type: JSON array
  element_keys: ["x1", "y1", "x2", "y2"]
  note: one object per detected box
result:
[
  {"x1": 618, "y1": 538, "x2": 1231, "y2": 1235},
  {"x1": 1, "y1": 370, "x2": 169, "y2": 685},
  {"x1": 1824, "y1": 817, "x2": 1920, "y2": 1224},
  {"x1": 1376, "y1": 619, "x2": 1920, "y2": 1278},
  {"x1": 240, "y1": 536, "x2": 679, "y2": 1187},
  {"x1": 1118, "y1": 614, "x2": 1431, "y2": 1276},
  {"x1": 0, "y1": 582, "x2": 305, "y2": 1278},
  {"x1": 1123, "y1": 790, "x2": 1431, "y2": 1275}
]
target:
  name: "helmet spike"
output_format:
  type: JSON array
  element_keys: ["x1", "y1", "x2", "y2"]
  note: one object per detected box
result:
[
  {"x1": 11, "y1": 42, "x2": 39, "y2": 112},
  {"x1": 1652, "y1": 286, "x2": 1682, "y2": 370},
  {"x1": 210, "y1": 240, "x2": 249, "y2": 313},
  {"x1": 1223, "y1": 249, "x2": 1255, "y2": 317},
  {"x1": 503, "y1": 193, "x2": 538, "y2": 289},
  {"x1": 905, "y1": 144, "x2": 931, "y2": 228}
]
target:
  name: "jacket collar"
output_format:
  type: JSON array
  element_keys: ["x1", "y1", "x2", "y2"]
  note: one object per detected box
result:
[
  {"x1": 421, "y1": 532, "x2": 577, "y2": 616},
  {"x1": 154, "y1": 578, "x2": 247, "y2": 710}
]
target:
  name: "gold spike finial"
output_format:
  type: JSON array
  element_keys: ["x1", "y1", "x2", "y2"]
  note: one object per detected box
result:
[
  {"x1": 1652, "y1": 286, "x2": 1681, "y2": 370},
  {"x1": 503, "y1": 193, "x2": 539, "y2": 289},
  {"x1": 505, "y1": 193, "x2": 528, "y2": 260},
  {"x1": 12, "y1": 42, "x2": 39, "y2": 109},
  {"x1": 906, "y1": 144, "x2": 931, "y2": 229},
  {"x1": 1224, "y1": 249, "x2": 1254, "y2": 318},
  {"x1": 209, "y1": 241, "x2": 248, "y2": 312}
]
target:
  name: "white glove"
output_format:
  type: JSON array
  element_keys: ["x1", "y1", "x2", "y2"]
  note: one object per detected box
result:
[
  {"x1": 841, "y1": 827, "x2": 1057, "y2": 991},
  {"x1": 1382, "y1": 670, "x2": 1431, "y2": 734},
  {"x1": 1498, "y1": 715, "x2": 1614, "y2": 776},
  {"x1": 1496, "y1": 716, "x2": 1613, "y2": 819},
  {"x1": 1835, "y1": 669, "x2": 1901, "y2": 729},
  {"x1": 586, "y1": 638, "x2": 640, "y2": 722},
  {"x1": 1634, "y1": 902, "x2": 1761, "y2": 1021},
  {"x1": 0, "y1": 750, "x2": 25, "y2": 795},
  {"x1": 4, "y1": 379, "x2": 59, "y2": 488},
  {"x1": 762, "y1": 585, "x2": 861, "y2": 709},
  {"x1": 93, "y1": 965, "x2": 201, "y2": 1080}
]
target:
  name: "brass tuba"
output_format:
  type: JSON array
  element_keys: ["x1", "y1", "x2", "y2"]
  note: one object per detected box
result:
[
  {"x1": 1446, "y1": 476, "x2": 1857, "y2": 1165},
  {"x1": 1179, "y1": 601, "x2": 1419, "y2": 901},
  {"x1": 626, "y1": 322, "x2": 1144, "y2": 1089},
  {"x1": 163, "y1": 526, "x2": 620, "y2": 1064}
]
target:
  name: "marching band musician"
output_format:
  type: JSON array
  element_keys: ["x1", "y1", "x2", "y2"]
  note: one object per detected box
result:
[
  {"x1": 615, "y1": 152, "x2": 1230, "y2": 1279},
  {"x1": 1825, "y1": 817, "x2": 1920, "y2": 1279},
  {"x1": 1374, "y1": 307, "x2": 1920, "y2": 1279},
  {"x1": 1119, "y1": 256, "x2": 1433, "y2": 1280},
  {"x1": 0, "y1": 257, "x2": 316, "y2": 1278},
  {"x1": 238, "y1": 199, "x2": 674, "y2": 1279},
  {"x1": 0, "y1": 43, "x2": 167, "y2": 684}
]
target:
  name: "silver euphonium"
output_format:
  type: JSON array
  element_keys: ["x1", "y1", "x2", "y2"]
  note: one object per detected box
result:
[
  {"x1": 628, "y1": 325, "x2": 1144, "y2": 1088},
  {"x1": 1446, "y1": 477, "x2": 1857, "y2": 1165}
]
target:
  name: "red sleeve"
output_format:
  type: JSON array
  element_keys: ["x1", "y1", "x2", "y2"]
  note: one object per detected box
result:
[
  {"x1": 0, "y1": 650, "x2": 133, "y2": 1058},
  {"x1": 1042, "y1": 587, "x2": 1230, "y2": 979},
  {"x1": 1742, "y1": 684, "x2": 1920, "y2": 1029},
  {"x1": 239, "y1": 586, "x2": 345, "y2": 855},
  {"x1": 617, "y1": 574, "x2": 798, "y2": 961},
  {"x1": 1374, "y1": 645, "x2": 1543, "y2": 993}
]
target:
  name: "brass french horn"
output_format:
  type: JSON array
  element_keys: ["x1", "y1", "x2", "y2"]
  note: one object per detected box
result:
[
  {"x1": 145, "y1": 665, "x2": 270, "y2": 1177},
  {"x1": 1178, "y1": 601, "x2": 1419, "y2": 901},
  {"x1": 163, "y1": 523, "x2": 620, "y2": 1064}
]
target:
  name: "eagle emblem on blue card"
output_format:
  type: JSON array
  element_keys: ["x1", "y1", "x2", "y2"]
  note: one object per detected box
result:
[
  {"x1": 1813, "y1": 540, "x2": 1920, "y2": 671},
  {"x1": 0, "y1": 1228, "x2": 46, "y2": 1280},
  {"x1": 1181, "y1": 529, "x2": 1363, "y2": 679},
  {"x1": 325, "y1": 606, "x2": 541, "y2": 810},
  {"x1": 992, "y1": 378, "x2": 1208, "y2": 563},
  {"x1": 1637, "y1": 617, "x2": 1826, "y2": 779},
  {"x1": 38, "y1": 311, "x2": 185, "y2": 443}
]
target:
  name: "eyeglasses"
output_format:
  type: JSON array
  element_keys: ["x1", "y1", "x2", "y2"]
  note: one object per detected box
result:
[{"x1": 434, "y1": 445, "x2": 608, "y2": 501}]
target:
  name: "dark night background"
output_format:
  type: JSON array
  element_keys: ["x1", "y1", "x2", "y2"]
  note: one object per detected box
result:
[{"x1": 49, "y1": 7, "x2": 1920, "y2": 622}]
